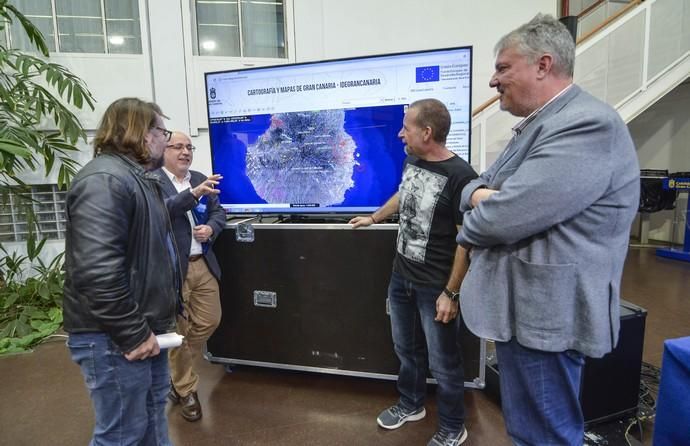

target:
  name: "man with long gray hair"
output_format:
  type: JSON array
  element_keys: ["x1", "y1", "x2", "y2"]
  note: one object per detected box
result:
[{"x1": 456, "y1": 14, "x2": 639, "y2": 445}]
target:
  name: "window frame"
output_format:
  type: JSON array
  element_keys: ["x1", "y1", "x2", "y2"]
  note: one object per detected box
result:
[
  {"x1": 191, "y1": 0, "x2": 288, "y2": 59},
  {"x1": 0, "y1": 184, "x2": 67, "y2": 243},
  {"x1": 2, "y1": 0, "x2": 143, "y2": 55}
]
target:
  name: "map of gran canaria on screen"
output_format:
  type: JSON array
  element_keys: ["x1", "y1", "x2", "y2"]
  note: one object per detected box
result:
[{"x1": 205, "y1": 46, "x2": 472, "y2": 215}]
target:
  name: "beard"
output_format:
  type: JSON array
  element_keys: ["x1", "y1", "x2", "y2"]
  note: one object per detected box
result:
[{"x1": 147, "y1": 152, "x2": 165, "y2": 171}]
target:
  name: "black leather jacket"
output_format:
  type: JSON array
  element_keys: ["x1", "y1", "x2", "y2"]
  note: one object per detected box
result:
[{"x1": 63, "y1": 153, "x2": 181, "y2": 353}]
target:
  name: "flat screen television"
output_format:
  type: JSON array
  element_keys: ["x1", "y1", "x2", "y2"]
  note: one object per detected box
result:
[{"x1": 205, "y1": 46, "x2": 472, "y2": 215}]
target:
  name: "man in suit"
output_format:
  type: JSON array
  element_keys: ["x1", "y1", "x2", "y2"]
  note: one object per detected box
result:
[
  {"x1": 155, "y1": 131, "x2": 225, "y2": 422},
  {"x1": 456, "y1": 14, "x2": 639, "y2": 445}
]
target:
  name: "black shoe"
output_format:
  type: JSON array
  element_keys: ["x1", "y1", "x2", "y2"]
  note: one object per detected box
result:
[
  {"x1": 376, "y1": 404, "x2": 426, "y2": 429},
  {"x1": 168, "y1": 383, "x2": 181, "y2": 405},
  {"x1": 180, "y1": 391, "x2": 202, "y2": 422}
]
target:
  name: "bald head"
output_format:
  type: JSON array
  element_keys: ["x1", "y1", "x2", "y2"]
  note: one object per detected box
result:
[{"x1": 163, "y1": 131, "x2": 195, "y2": 179}]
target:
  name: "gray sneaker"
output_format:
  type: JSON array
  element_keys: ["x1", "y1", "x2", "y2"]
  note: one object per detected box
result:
[
  {"x1": 376, "y1": 404, "x2": 426, "y2": 429},
  {"x1": 427, "y1": 426, "x2": 468, "y2": 446}
]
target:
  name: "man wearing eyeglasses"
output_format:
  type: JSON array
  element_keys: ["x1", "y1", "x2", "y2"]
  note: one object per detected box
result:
[
  {"x1": 64, "y1": 98, "x2": 181, "y2": 445},
  {"x1": 154, "y1": 131, "x2": 225, "y2": 422}
]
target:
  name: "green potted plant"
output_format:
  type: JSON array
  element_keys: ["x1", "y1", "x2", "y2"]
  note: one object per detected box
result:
[{"x1": 0, "y1": 1, "x2": 95, "y2": 354}]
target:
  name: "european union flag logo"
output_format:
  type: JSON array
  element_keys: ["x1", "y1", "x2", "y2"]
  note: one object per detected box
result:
[{"x1": 416, "y1": 65, "x2": 440, "y2": 83}]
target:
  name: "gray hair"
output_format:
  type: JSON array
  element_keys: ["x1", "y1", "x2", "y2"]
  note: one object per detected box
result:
[{"x1": 495, "y1": 13, "x2": 575, "y2": 77}]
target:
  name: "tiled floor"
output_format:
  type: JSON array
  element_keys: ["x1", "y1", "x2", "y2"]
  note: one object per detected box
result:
[{"x1": 1, "y1": 247, "x2": 688, "y2": 445}]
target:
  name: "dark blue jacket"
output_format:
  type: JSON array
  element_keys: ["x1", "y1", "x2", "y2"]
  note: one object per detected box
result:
[{"x1": 154, "y1": 169, "x2": 226, "y2": 281}]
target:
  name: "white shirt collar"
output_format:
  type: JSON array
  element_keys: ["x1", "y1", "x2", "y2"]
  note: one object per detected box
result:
[{"x1": 161, "y1": 166, "x2": 191, "y2": 185}]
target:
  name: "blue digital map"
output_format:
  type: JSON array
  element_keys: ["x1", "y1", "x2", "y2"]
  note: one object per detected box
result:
[{"x1": 210, "y1": 104, "x2": 406, "y2": 212}]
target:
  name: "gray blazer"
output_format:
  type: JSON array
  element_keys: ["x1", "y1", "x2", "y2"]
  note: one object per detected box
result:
[{"x1": 457, "y1": 85, "x2": 640, "y2": 358}]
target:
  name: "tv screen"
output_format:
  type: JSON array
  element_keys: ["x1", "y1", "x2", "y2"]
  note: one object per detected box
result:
[{"x1": 205, "y1": 46, "x2": 472, "y2": 215}]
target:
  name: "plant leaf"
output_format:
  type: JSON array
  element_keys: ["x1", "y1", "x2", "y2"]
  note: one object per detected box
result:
[
  {"x1": 0, "y1": 138, "x2": 31, "y2": 157},
  {"x1": 3, "y1": 292, "x2": 19, "y2": 308}
]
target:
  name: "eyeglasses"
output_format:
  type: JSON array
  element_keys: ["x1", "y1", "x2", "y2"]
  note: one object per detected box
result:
[
  {"x1": 155, "y1": 126, "x2": 172, "y2": 142},
  {"x1": 166, "y1": 143, "x2": 196, "y2": 152}
]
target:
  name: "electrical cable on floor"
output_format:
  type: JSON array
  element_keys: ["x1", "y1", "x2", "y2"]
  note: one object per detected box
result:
[{"x1": 623, "y1": 362, "x2": 661, "y2": 445}]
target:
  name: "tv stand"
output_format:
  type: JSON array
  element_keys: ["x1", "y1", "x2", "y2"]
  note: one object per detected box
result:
[{"x1": 278, "y1": 215, "x2": 352, "y2": 224}]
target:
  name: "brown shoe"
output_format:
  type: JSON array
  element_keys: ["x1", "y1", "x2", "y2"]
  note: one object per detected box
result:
[{"x1": 180, "y1": 391, "x2": 202, "y2": 422}]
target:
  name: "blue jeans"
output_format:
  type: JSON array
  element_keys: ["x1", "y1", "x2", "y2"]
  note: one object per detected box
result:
[
  {"x1": 67, "y1": 333, "x2": 172, "y2": 446},
  {"x1": 496, "y1": 338, "x2": 585, "y2": 446},
  {"x1": 388, "y1": 271, "x2": 465, "y2": 431}
]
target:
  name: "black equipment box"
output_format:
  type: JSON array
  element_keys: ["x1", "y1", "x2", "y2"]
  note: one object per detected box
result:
[
  {"x1": 484, "y1": 300, "x2": 646, "y2": 425},
  {"x1": 580, "y1": 300, "x2": 646, "y2": 424},
  {"x1": 207, "y1": 221, "x2": 486, "y2": 388}
]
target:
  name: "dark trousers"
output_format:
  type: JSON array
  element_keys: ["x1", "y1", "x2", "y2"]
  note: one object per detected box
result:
[{"x1": 388, "y1": 271, "x2": 465, "y2": 432}]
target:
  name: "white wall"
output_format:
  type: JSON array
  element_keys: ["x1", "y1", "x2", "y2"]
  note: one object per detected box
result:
[
  {"x1": 51, "y1": 54, "x2": 154, "y2": 129},
  {"x1": 292, "y1": 0, "x2": 555, "y2": 113},
  {"x1": 148, "y1": 0, "x2": 192, "y2": 134},
  {"x1": 630, "y1": 79, "x2": 690, "y2": 243}
]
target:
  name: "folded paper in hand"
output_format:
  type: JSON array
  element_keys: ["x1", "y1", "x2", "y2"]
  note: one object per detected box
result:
[{"x1": 156, "y1": 332, "x2": 184, "y2": 349}]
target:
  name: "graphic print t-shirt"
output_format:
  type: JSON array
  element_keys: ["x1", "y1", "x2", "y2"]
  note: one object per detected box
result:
[{"x1": 393, "y1": 154, "x2": 477, "y2": 286}]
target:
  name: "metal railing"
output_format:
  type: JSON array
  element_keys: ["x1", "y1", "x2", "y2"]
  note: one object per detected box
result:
[{"x1": 470, "y1": 0, "x2": 690, "y2": 173}]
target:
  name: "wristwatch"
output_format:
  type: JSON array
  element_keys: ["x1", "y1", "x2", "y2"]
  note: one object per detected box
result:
[{"x1": 443, "y1": 287, "x2": 460, "y2": 302}]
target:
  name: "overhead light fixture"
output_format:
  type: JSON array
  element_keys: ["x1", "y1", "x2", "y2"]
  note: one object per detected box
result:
[
  {"x1": 201, "y1": 40, "x2": 216, "y2": 51},
  {"x1": 109, "y1": 35, "x2": 124, "y2": 45}
]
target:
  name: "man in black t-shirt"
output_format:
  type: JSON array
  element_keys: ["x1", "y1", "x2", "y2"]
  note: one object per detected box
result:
[{"x1": 350, "y1": 99, "x2": 477, "y2": 446}]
